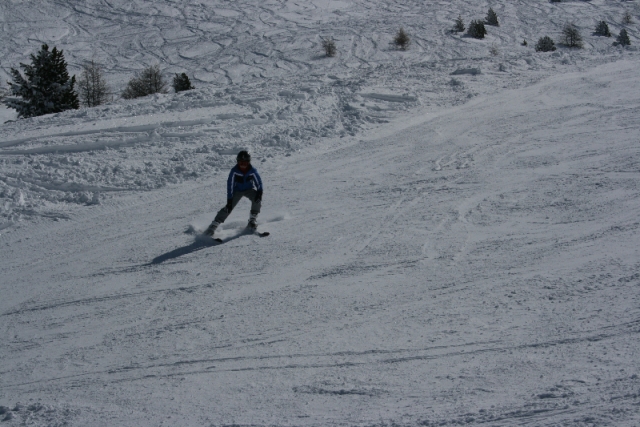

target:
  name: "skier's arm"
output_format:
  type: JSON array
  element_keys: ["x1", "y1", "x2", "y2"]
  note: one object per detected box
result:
[
  {"x1": 253, "y1": 170, "x2": 263, "y2": 192},
  {"x1": 226, "y1": 169, "x2": 235, "y2": 200},
  {"x1": 253, "y1": 170, "x2": 263, "y2": 202}
]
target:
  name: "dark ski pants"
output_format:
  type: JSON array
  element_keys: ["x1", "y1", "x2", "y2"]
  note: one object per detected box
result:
[{"x1": 213, "y1": 189, "x2": 261, "y2": 224}]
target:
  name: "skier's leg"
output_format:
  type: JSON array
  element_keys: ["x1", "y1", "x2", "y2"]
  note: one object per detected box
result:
[
  {"x1": 215, "y1": 192, "x2": 243, "y2": 223},
  {"x1": 245, "y1": 189, "x2": 261, "y2": 229},
  {"x1": 206, "y1": 193, "x2": 243, "y2": 235}
]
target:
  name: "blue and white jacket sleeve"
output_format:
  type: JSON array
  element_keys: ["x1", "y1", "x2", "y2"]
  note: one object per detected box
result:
[
  {"x1": 253, "y1": 169, "x2": 263, "y2": 193},
  {"x1": 226, "y1": 169, "x2": 235, "y2": 200}
]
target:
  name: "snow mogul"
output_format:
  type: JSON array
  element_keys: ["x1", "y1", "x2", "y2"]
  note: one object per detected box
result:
[{"x1": 205, "y1": 150, "x2": 263, "y2": 236}]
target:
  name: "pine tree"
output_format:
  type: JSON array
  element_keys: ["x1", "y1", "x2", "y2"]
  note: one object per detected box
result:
[
  {"x1": 321, "y1": 37, "x2": 337, "y2": 57},
  {"x1": 563, "y1": 23, "x2": 583, "y2": 48},
  {"x1": 486, "y1": 8, "x2": 499, "y2": 27},
  {"x1": 394, "y1": 28, "x2": 410, "y2": 50},
  {"x1": 617, "y1": 29, "x2": 631, "y2": 46},
  {"x1": 467, "y1": 20, "x2": 487, "y2": 39},
  {"x1": 535, "y1": 36, "x2": 556, "y2": 52},
  {"x1": 122, "y1": 65, "x2": 168, "y2": 99},
  {"x1": 78, "y1": 60, "x2": 111, "y2": 107},
  {"x1": 454, "y1": 15, "x2": 465, "y2": 33},
  {"x1": 173, "y1": 73, "x2": 194, "y2": 93},
  {"x1": 4, "y1": 44, "x2": 79, "y2": 118},
  {"x1": 595, "y1": 21, "x2": 611, "y2": 37}
]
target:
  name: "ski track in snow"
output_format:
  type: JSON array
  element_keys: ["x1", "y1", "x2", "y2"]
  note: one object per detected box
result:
[
  {"x1": 1, "y1": 0, "x2": 639, "y2": 224},
  {"x1": 1, "y1": 0, "x2": 640, "y2": 426},
  {"x1": 2, "y1": 60, "x2": 640, "y2": 426}
]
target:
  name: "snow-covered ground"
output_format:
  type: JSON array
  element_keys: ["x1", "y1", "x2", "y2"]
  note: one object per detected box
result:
[
  {"x1": 1, "y1": 0, "x2": 639, "y2": 226},
  {"x1": 1, "y1": 0, "x2": 640, "y2": 426}
]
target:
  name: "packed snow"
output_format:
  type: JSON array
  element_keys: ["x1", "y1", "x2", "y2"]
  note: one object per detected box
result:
[{"x1": 1, "y1": 0, "x2": 639, "y2": 426}]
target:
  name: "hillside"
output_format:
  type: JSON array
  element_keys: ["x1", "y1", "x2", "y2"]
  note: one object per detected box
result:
[{"x1": 1, "y1": 1, "x2": 640, "y2": 426}]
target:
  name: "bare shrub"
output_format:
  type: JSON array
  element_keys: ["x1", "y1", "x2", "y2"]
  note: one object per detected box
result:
[
  {"x1": 562, "y1": 23, "x2": 583, "y2": 48},
  {"x1": 122, "y1": 65, "x2": 168, "y2": 99},
  {"x1": 77, "y1": 60, "x2": 111, "y2": 107}
]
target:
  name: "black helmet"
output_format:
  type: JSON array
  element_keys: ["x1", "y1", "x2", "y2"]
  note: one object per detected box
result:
[{"x1": 237, "y1": 150, "x2": 251, "y2": 162}]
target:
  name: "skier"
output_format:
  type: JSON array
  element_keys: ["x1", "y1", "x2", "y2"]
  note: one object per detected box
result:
[{"x1": 205, "y1": 150, "x2": 263, "y2": 236}]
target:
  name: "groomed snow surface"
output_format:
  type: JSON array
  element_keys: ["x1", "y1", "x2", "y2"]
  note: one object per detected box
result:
[{"x1": 1, "y1": 0, "x2": 640, "y2": 426}]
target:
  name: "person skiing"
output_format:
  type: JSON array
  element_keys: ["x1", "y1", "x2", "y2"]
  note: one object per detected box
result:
[{"x1": 205, "y1": 150, "x2": 263, "y2": 236}]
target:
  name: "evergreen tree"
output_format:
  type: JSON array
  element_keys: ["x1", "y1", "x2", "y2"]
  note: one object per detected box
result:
[
  {"x1": 4, "y1": 44, "x2": 79, "y2": 118},
  {"x1": 173, "y1": 73, "x2": 194, "y2": 93},
  {"x1": 595, "y1": 21, "x2": 611, "y2": 37},
  {"x1": 78, "y1": 60, "x2": 111, "y2": 107},
  {"x1": 467, "y1": 20, "x2": 487, "y2": 39},
  {"x1": 122, "y1": 65, "x2": 168, "y2": 99},
  {"x1": 535, "y1": 36, "x2": 556, "y2": 52},
  {"x1": 321, "y1": 37, "x2": 337, "y2": 57},
  {"x1": 617, "y1": 29, "x2": 631, "y2": 46},
  {"x1": 563, "y1": 23, "x2": 583, "y2": 48},
  {"x1": 486, "y1": 8, "x2": 499, "y2": 27},
  {"x1": 394, "y1": 27, "x2": 410, "y2": 50},
  {"x1": 454, "y1": 15, "x2": 465, "y2": 33}
]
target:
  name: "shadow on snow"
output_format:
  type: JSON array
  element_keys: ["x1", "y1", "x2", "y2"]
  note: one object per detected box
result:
[
  {"x1": 149, "y1": 230, "x2": 255, "y2": 265},
  {"x1": 149, "y1": 239, "x2": 216, "y2": 265}
]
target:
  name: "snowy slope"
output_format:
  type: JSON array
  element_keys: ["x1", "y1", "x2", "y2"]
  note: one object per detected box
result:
[
  {"x1": 1, "y1": 0, "x2": 640, "y2": 426},
  {"x1": 2, "y1": 59, "x2": 639, "y2": 427},
  {"x1": 1, "y1": 0, "x2": 639, "y2": 225}
]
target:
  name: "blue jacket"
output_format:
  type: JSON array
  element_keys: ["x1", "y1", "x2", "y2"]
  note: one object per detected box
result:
[{"x1": 227, "y1": 165, "x2": 263, "y2": 199}]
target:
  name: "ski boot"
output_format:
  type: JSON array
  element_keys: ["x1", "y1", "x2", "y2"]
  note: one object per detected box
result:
[
  {"x1": 204, "y1": 221, "x2": 219, "y2": 236},
  {"x1": 247, "y1": 212, "x2": 258, "y2": 230}
]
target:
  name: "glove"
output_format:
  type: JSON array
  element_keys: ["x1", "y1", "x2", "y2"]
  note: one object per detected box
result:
[
  {"x1": 225, "y1": 199, "x2": 234, "y2": 213},
  {"x1": 254, "y1": 190, "x2": 263, "y2": 204}
]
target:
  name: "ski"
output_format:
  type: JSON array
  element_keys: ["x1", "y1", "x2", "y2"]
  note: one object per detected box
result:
[
  {"x1": 201, "y1": 230, "x2": 268, "y2": 244},
  {"x1": 247, "y1": 226, "x2": 269, "y2": 237}
]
